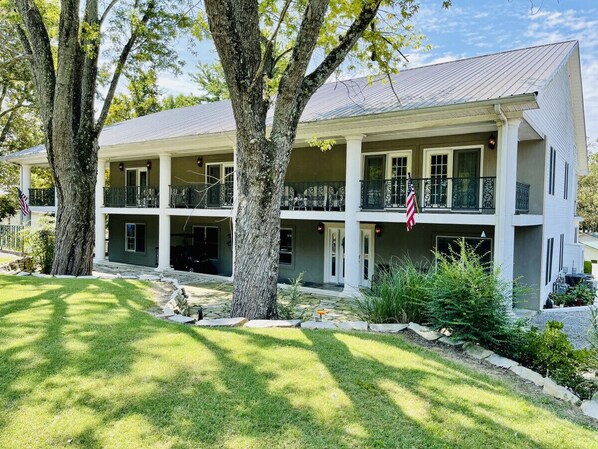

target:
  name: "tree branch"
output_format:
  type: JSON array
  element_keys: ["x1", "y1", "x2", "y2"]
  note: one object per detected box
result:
[
  {"x1": 99, "y1": 0, "x2": 121, "y2": 27},
  {"x1": 301, "y1": 0, "x2": 382, "y2": 99},
  {"x1": 12, "y1": 0, "x2": 55, "y2": 128},
  {"x1": 95, "y1": 0, "x2": 156, "y2": 132}
]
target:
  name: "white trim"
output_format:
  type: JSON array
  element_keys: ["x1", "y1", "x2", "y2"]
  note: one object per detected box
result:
[
  {"x1": 360, "y1": 224, "x2": 375, "y2": 287},
  {"x1": 324, "y1": 224, "x2": 345, "y2": 285},
  {"x1": 125, "y1": 167, "x2": 148, "y2": 187}
]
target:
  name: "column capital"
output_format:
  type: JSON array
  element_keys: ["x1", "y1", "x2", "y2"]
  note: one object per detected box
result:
[
  {"x1": 158, "y1": 152, "x2": 172, "y2": 158},
  {"x1": 344, "y1": 134, "x2": 366, "y2": 143}
]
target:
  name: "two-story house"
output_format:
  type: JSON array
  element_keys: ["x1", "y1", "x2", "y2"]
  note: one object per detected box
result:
[{"x1": 4, "y1": 41, "x2": 588, "y2": 310}]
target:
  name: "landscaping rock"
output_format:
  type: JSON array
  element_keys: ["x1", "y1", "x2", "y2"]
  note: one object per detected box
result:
[
  {"x1": 32, "y1": 273, "x2": 51, "y2": 278},
  {"x1": 486, "y1": 354, "x2": 519, "y2": 369},
  {"x1": 16, "y1": 271, "x2": 30, "y2": 276},
  {"x1": 463, "y1": 343, "x2": 494, "y2": 360},
  {"x1": 335, "y1": 321, "x2": 368, "y2": 331},
  {"x1": 408, "y1": 322, "x2": 443, "y2": 341},
  {"x1": 139, "y1": 274, "x2": 161, "y2": 281},
  {"x1": 580, "y1": 400, "x2": 598, "y2": 420},
  {"x1": 78, "y1": 275, "x2": 99, "y2": 279},
  {"x1": 195, "y1": 317, "x2": 248, "y2": 327},
  {"x1": 438, "y1": 336, "x2": 466, "y2": 347},
  {"x1": 509, "y1": 365, "x2": 545, "y2": 387},
  {"x1": 301, "y1": 321, "x2": 337, "y2": 330},
  {"x1": 161, "y1": 277, "x2": 178, "y2": 285},
  {"x1": 55, "y1": 275, "x2": 76, "y2": 279},
  {"x1": 244, "y1": 319, "x2": 301, "y2": 328},
  {"x1": 369, "y1": 323, "x2": 408, "y2": 333},
  {"x1": 543, "y1": 377, "x2": 581, "y2": 405},
  {"x1": 168, "y1": 315, "x2": 195, "y2": 324},
  {"x1": 120, "y1": 275, "x2": 138, "y2": 279}
]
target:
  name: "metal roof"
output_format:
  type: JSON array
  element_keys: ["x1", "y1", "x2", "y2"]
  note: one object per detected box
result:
[{"x1": 4, "y1": 40, "x2": 579, "y2": 160}]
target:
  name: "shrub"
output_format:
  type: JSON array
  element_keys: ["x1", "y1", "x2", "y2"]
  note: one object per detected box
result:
[
  {"x1": 278, "y1": 273, "x2": 309, "y2": 320},
  {"x1": 584, "y1": 260, "x2": 593, "y2": 274},
  {"x1": 356, "y1": 258, "x2": 432, "y2": 324},
  {"x1": 426, "y1": 241, "x2": 514, "y2": 347},
  {"x1": 499, "y1": 321, "x2": 597, "y2": 399},
  {"x1": 22, "y1": 217, "x2": 55, "y2": 274}
]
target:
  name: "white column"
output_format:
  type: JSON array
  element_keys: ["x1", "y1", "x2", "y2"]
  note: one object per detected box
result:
[
  {"x1": 343, "y1": 134, "x2": 365, "y2": 295},
  {"x1": 94, "y1": 159, "x2": 106, "y2": 263},
  {"x1": 20, "y1": 164, "x2": 31, "y2": 225},
  {"x1": 157, "y1": 153, "x2": 172, "y2": 271},
  {"x1": 494, "y1": 117, "x2": 521, "y2": 309}
]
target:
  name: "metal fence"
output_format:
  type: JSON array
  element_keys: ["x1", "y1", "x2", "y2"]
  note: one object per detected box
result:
[{"x1": 0, "y1": 225, "x2": 24, "y2": 253}]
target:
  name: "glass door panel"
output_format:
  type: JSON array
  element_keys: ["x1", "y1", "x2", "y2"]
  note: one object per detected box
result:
[
  {"x1": 360, "y1": 229, "x2": 373, "y2": 287},
  {"x1": 207, "y1": 165, "x2": 222, "y2": 207},
  {"x1": 389, "y1": 156, "x2": 408, "y2": 207},
  {"x1": 428, "y1": 153, "x2": 448, "y2": 208},
  {"x1": 326, "y1": 227, "x2": 345, "y2": 285},
  {"x1": 223, "y1": 165, "x2": 234, "y2": 207},
  {"x1": 452, "y1": 149, "x2": 480, "y2": 210},
  {"x1": 363, "y1": 155, "x2": 386, "y2": 209}
]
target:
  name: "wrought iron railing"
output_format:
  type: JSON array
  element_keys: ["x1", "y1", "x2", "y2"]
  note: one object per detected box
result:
[
  {"x1": 360, "y1": 177, "x2": 496, "y2": 212},
  {"x1": 281, "y1": 181, "x2": 345, "y2": 211},
  {"x1": 103, "y1": 186, "x2": 159, "y2": 208},
  {"x1": 515, "y1": 182, "x2": 530, "y2": 214},
  {"x1": 170, "y1": 182, "x2": 234, "y2": 208},
  {"x1": 0, "y1": 224, "x2": 24, "y2": 253},
  {"x1": 29, "y1": 188, "x2": 55, "y2": 207}
]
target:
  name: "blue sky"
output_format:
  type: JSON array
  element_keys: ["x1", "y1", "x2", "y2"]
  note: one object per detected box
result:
[{"x1": 158, "y1": 0, "x2": 598, "y2": 147}]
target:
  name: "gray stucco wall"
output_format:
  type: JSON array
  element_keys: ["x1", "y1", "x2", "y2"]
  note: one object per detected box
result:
[
  {"x1": 279, "y1": 219, "x2": 326, "y2": 284},
  {"x1": 108, "y1": 214, "x2": 159, "y2": 267},
  {"x1": 514, "y1": 225, "x2": 543, "y2": 309},
  {"x1": 372, "y1": 223, "x2": 495, "y2": 267}
]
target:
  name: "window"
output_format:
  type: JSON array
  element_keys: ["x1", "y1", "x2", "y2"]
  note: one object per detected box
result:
[
  {"x1": 548, "y1": 147, "x2": 557, "y2": 195},
  {"x1": 435, "y1": 236, "x2": 492, "y2": 266},
  {"x1": 545, "y1": 237, "x2": 554, "y2": 284},
  {"x1": 564, "y1": 162, "x2": 569, "y2": 199},
  {"x1": 192, "y1": 226, "x2": 219, "y2": 259},
  {"x1": 125, "y1": 223, "x2": 146, "y2": 253},
  {"x1": 559, "y1": 234, "x2": 564, "y2": 272},
  {"x1": 279, "y1": 229, "x2": 293, "y2": 265}
]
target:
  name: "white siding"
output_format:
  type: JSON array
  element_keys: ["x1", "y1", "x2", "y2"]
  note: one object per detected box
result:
[{"x1": 524, "y1": 58, "x2": 579, "y2": 303}]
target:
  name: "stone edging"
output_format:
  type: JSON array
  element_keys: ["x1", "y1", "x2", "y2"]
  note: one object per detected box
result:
[{"x1": 5, "y1": 271, "x2": 596, "y2": 422}]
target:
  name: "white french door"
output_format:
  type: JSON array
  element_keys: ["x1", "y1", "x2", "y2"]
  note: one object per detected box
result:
[
  {"x1": 324, "y1": 224, "x2": 374, "y2": 287},
  {"x1": 325, "y1": 226, "x2": 345, "y2": 285}
]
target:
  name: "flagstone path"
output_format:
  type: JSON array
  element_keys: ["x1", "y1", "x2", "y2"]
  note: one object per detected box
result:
[{"x1": 92, "y1": 261, "x2": 360, "y2": 321}]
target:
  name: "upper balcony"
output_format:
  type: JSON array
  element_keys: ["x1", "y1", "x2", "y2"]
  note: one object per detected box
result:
[
  {"x1": 29, "y1": 188, "x2": 55, "y2": 207},
  {"x1": 360, "y1": 177, "x2": 530, "y2": 214},
  {"x1": 168, "y1": 180, "x2": 345, "y2": 211},
  {"x1": 103, "y1": 186, "x2": 159, "y2": 208}
]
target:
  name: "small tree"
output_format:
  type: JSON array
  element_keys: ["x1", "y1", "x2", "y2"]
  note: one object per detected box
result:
[{"x1": 0, "y1": 194, "x2": 17, "y2": 221}]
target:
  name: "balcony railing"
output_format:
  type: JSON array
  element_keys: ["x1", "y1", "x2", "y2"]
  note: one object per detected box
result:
[
  {"x1": 281, "y1": 181, "x2": 345, "y2": 211},
  {"x1": 103, "y1": 186, "x2": 159, "y2": 208},
  {"x1": 515, "y1": 182, "x2": 530, "y2": 214},
  {"x1": 29, "y1": 188, "x2": 55, "y2": 207},
  {"x1": 170, "y1": 183, "x2": 234, "y2": 209},
  {"x1": 361, "y1": 177, "x2": 496, "y2": 212}
]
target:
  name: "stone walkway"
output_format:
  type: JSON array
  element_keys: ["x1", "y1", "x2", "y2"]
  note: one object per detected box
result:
[{"x1": 92, "y1": 261, "x2": 360, "y2": 321}]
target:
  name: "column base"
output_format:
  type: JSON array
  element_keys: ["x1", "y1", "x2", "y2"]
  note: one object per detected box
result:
[
  {"x1": 342, "y1": 284, "x2": 362, "y2": 297},
  {"x1": 155, "y1": 266, "x2": 174, "y2": 272}
]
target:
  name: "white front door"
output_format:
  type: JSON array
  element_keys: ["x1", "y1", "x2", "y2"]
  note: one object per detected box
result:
[
  {"x1": 325, "y1": 226, "x2": 345, "y2": 285},
  {"x1": 325, "y1": 224, "x2": 374, "y2": 287},
  {"x1": 360, "y1": 227, "x2": 374, "y2": 287}
]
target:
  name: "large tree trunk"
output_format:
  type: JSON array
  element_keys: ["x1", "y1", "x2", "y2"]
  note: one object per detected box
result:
[{"x1": 50, "y1": 139, "x2": 98, "y2": 275}]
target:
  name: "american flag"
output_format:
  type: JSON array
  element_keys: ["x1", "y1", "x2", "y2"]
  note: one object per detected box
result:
[
  {"x1": 17, "y1": 188, "x2": 30, "y2": 216},
  {"x1": 406, "y1": 173, "x2": 416, "y2": 231}
]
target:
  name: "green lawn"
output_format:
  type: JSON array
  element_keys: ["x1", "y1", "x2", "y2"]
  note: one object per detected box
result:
[{"x1": 0, "y1": 277, "x2": 596, "y2": 449}]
